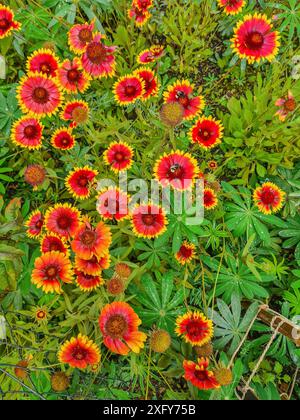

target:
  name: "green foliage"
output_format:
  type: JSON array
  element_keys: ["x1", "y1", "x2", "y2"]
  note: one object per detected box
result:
[
  {"x1": 209, "y1": 294, "x2": 259, "y2": 355},
  {"x1": 0, "y1": 0, "x2": 299, "y2": 402},
  {"x1": 0, "y1": 197, "x2": 25, "y2": 297},
  {"x1": 220, "y1": 73, "x2": 300, "y2": 182},
  {"x1": 130, "y1": 271, "x2": 186, "y2": 334}
]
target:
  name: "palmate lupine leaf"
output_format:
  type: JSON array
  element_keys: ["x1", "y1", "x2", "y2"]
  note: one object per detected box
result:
[
  {"x1": 267, "y1": 0, "x2": 300, "y2": 41},
  {"x1": 209, "y1": 293, "x2": 259, "y2": 356},
  {"x1": 130, "y1": 272, "x2": 186, "y2": 334},
  {"x1": 202, "y1": 251, "x2": 272, "y2": 302}
]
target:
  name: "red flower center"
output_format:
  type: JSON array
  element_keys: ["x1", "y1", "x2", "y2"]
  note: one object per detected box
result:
[
  {"x1": 246, "y1": 31, "x2": 264, "y2": 49},
  {"x1": 36, "y1": 310, "x2": 46, "y2": 319},
  {"x1": 125, "y1": 85, "x2": 136, "y2": 97},
  {"x1": 67, "y1": 69, "x2": 80, "y2": 82},
  {"x1": 200, "y1": 129, "x2": 211, "y2": 139},
  {"x1": 0, "y1": 18, "x2": 9, "y2": 30},
  {"x1": 82, "y1": 273, "x2": 95, "y2": 281},
  {"x1": 80, "y1": 230, "x2": 97, "y2": 246},
  {"x1": 142, "y1": 214, "x2": 156, "y2": 226},
  {"x1": 72, "y1": 346, "x2": 87, "y2": 360},
  {"x1": 40, "y1": 63, "x2": 52, "y2": 75},
  {"x1": 114, "y1": 152, "x2": 125, "y2": 162},
  {"x1": 134, "y1": 7, "x2": 145, "y2": 17},
  {"x1": 179, "y1": 246, "x2": 192, "y2": 259},
  {"x1": 186, "y1": 320, "x2": 206, "y2": 339},
  {"x1": 77, "y1": 176, "x2": 89, "y2": 187},
  {"x1": 260, "y1": 189, "x2": 276, "y2": 205},
  {"x1": 61, "y1": 136, "x2": 71, "y2": 146},
  {"x1": 86, "y1": 42, "x2": 106, "y2": 64},
  {"x1": 50, "y1": 242, "x2": 62, "y2": 252},
  {"x1": 35, "y1": 220, "x2": 43, "y2": 229},
  {"x1": 176, "y1": 91, "x2": 190, "y2": 108},
  {"x1": 57, "y1": 215, "x2": 71, "y2": 230},
  {"x1": 45, "y1": 265, "x2": 58, "y2": 279},
  {"x1": 33, "y1": 87, "x2": 49, "y2": 104},
  {"x1": 105, "y1": 314, "x2": 127, "y2": 338},
  {"x1": 24, "y1": 124, "x2": 38, "y2": 139},
  {"x1": 168, "y1": 164, "x2": 184, "y2": 179},
  {"x1": 204, "y1": 192, "x2": 214, "y2": 207},
  {"x1": 78, "y1": 28, "x2": 93, "y2": 43},
  {"x1": 90, "y1": 256, "x2": 98, "y2": 263},
  {"x1": 194, "y1": 370, "x2": 208, "y2": 382},
  {"x1": 284, "y1": 98, "x2": 296, "y2": 112}
]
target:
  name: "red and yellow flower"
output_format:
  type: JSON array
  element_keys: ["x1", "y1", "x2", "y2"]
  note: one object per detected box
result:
[
  {"x1": 183, "y1": 358, "x2": 220, "y2": 391},
  {"x1": 99, "y1": 301, "x2": 147, "y2": 355},
  {"x1": 17, "y1": 73, "x2": 63, "y2": 118},
  {"x1": 231, "y1": 13, "x2": 280, "y2": 64},
  {"x1": 137, "y1": 45, "x2": 164, "y2": 64},
  {"x1": 31, "y1": 251, "x2": 73, "y2": 294},
  {"x1": 113, "y1": 75, "x2": 145, "y2": 105},
  {"x1": 11, "y1": 117, "x2": 43, "y2": 150},
  {"x1": 175, "y1": 242, "x2": 196, "y2": 265},
  {"x1": 75, "y1": 270, "x2": 104, "y2": 292},
  {"x1": 45, "y1": 203, "x2": 81, "y2": 238},
  {"x1": 68, "y1": 21, "x2": 95, "y2": 54},
  {"x1": 81, "y1": 33, "x2": 117, "y2": 78},
  {"x1": 0, "y1": 5, "x2": 21, "y2": 39},
  {"x1": 204, "y1": 188, "x2": 218, "y2": 210},
  {"x1": 128, "y1": 6, "x2": 151, "y2": 27},
  {"x1": 65, "y1": 167, "x2": 98, "y2": 200},
  {"x1": 60, "y1": 100, "x2": 89, "y2": 127},
  {"x1": 163, "y1": 80, "x2": 205, "y2": 120},
  {"x1": 103, "y1": 142, "x2": 134, "y2": 173},
  {"x1": 275, "y1": 91, "x2": 297, "y2": 121},
  {"x1": 97, "y1": 188, "x2": 130, "y2": 221},
  {"x1": 58, "y1": 58, "x2": 90, "y2": 94},
  {"x1": 51, "y1": 128, "x2": 75, "y2": 150},
  {"x1": 71, "y1": 221, "x2": 112, "y2": 260},
  {"x1": 253, "y1": 182, "x2": 285, "y2": 215},
  {"x1": 154, "y1": 150, "x2": 199, "y2": 191},
  {"x1": 131, "y1": 203, "x2": 168, "y2": 239},
  {"x1": 133, "y1": 0, "x2": 153, "y2": 10},
  {"x1": 217, "y1": 0, "x2": 245, "y2": 15},
  {"x1": 189, "y1": 116, "x2": 224, "y2": 150},
  {"x1": 25, "y1": 210, "x2": 44, "y2": 238},
  {"x1": 176, "y1": 311, "x2": 213, "y2": 347},
  {"x1": 26, "y1": 49, "x2": 60, "y2": 78},
  {"x1": 75, "y1": 254, "x2": 110, "y2": 276},
  {"x1": 40, "y1": 233, "x2": 69, "y2": 255},
  {"x1": 133, "y1": 68, "x2": 159, "y2": 100},
  {"x1": 58, "y1": 334, "x2": 100, "y2": 369}
]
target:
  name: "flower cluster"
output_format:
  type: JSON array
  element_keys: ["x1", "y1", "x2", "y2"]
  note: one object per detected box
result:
[
  {"x1": 113, "y1": 68, "x2": 159, "y2": 105},
  {"x1": 13, "y1": 1, "x2": 286, "y2": 392},
  {"x1": 26, "y1": 204, "x2": 112, "y2": 294},
  {"x1": 12, "y1": 19, "x2": 117, "y2": 154},
  {"x1": 175, "y1": 311, "x2": 223, "y2": 390}
]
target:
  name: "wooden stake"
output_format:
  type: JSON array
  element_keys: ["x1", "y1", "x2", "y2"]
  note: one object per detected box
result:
[{"x1": 255, "y1": 305, "x2": 300, "y2": 347}]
